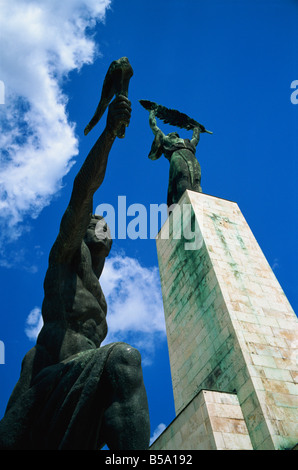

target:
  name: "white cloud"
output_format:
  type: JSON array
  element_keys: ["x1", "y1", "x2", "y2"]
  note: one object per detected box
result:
[
  {"x1": 25, "y1": 306, "x2": 43, "y2": 341},
  {"x1": 101, "y1": 253, "x2": 166, "y2": 364},
  {"x1": 101, "y1": 255, "x2": 165, "y2": 334},
  {"x1": 272, "y1": 258, "x2": 279, "y2": 271},
  {"x1": 150, "y1": 423, "x2": 167, "y2": 445},
  {"x1": 0, "y1": 0, "x2": 111, "y2": 246}
]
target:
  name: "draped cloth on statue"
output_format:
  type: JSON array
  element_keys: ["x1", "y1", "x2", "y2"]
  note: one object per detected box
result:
[{"x1": 0, "y1": 343, "x2": 121, "y2": 450}]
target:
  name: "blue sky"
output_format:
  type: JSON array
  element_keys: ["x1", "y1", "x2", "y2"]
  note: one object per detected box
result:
[{"x1": 0, "y1": 0, "x2": 297, "y2": 446}]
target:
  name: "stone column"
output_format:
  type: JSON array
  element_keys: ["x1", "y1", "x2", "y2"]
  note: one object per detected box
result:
[{"x1": 153, "y1": 190, "x2": 298, "y2": 450}]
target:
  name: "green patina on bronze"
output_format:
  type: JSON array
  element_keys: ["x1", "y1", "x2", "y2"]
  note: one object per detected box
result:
[{"x1": 140, "y1": 100, "x2": 212, "y2": 207}]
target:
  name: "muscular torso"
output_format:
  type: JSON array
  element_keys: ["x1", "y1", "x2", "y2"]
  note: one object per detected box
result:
[{"x1": 37, "y1": 241, "x2": 108, "y2": 364}]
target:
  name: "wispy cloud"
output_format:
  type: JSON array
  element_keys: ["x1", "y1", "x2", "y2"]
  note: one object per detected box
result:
[
  {"x1": 25, "y1": 306, "x2": 43, "y2": 341},
  {"x1": 100, "y1": 253, "x2": 166, "y2": 364},
  {"x1": 25, "y1": 254, "x2": 166, "y2": 363},
  {"x1": 271, "y1": 258, "x2": 279, "y2": 271},
  {"x1": 0, "y1": 0, "x2": 111, "y2": 253},
  {"x1": 150, "y1": 423, "x2": 166, "y2": 445}
]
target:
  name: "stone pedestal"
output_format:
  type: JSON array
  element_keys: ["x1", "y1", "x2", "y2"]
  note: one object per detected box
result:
[
  {"x1": 151, "y1": 390, "x2": 253, "y2": 450},
  {"x1": 152, "y1": 190, "x2": 298, "y2": 450}
]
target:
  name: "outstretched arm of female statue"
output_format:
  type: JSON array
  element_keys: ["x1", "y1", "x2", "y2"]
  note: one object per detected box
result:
[
  {"x1": 149, "y1": 109, "x2": 165, "y2": 138},
  {"x1": 190, "y1": 126, "x2": 201, "y2": 147}
]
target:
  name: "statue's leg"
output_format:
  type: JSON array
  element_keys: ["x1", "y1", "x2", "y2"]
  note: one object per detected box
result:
[{"x1": 100, "y1": 343, "x2": 150, "y2": 450}]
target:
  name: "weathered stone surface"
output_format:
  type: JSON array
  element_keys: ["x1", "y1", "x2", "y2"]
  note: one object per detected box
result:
[
  {"x1": 156, "y1": 190, "x2": 298, "y2": 450},
  {"x1": 151, "y1": 390, "x2": 253, "y2": 450}
]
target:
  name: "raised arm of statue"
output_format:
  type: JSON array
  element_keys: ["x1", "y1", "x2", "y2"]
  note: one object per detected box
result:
[
  {"x1": 149, "y1": 109, "x2": 163, "y2": 137},
  {"x1": 191, "y1": 126, "x2": 201, "y2": 147},
  {"x1": 147, "y1": 110, "x2": 165, "y2": 161},
  {"x1": 51, "y1": 95, "x2": 131, "y2": 264}
]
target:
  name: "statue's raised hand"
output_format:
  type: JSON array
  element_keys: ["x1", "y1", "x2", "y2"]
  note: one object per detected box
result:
[{"x1": 106, "y1": 95, "x2": 131, "y2": 138}]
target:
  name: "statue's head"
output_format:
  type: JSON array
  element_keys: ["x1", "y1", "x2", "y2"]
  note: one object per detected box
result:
[
  {"x1": 168, "y1": 132, "x2": 180, "y2": 139},
  {"x1": 148, "y1": 131, "x2": 181, "y2": 161},
  {"x1": 84, "y1": 215, "x2": 112, "y2": 259}
]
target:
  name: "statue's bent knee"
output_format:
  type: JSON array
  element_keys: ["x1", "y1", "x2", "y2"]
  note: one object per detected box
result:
[
  {"x1": 109, "y1": 343, "x2": 142, "y2": 369},
  {"x1": 105, "y1": 343, "x2": 143, "y2": 395}
]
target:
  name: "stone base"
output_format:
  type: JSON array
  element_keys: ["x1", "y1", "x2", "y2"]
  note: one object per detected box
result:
[
  {"x1": 150, "y1": 390, "x2": 253, "y2": 450},
  {"x1": 156, "y1": 190, "x2": 298, "y2": 450}
]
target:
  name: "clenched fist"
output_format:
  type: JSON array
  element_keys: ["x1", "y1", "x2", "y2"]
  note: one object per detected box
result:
[{"x1": 106, "y1": 94, "x2": 132, "y2": 138}]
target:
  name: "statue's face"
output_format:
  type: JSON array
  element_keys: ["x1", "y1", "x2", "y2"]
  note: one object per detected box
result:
[
  {"x1": 168, "y1": 132, "x2": 180, "y2": 142},
  {"x1": 84, "y1": 217, "x2": 112, "y2": 257}
]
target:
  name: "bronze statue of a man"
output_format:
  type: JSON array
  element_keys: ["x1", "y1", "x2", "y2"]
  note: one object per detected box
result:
[
  {"x1": 148, "y1": 109, "x2": 202, "y2": 207},
  {"x1": 0, "y1": 91, "x2": 150, "y2": 450}
]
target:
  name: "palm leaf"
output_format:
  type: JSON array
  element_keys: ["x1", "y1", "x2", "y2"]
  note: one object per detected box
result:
[{"x1": 139, "y1": 100, "x2": 212, "y2": 134}]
